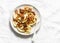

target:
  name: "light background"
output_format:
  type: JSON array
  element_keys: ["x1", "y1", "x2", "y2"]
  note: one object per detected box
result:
[{"x1": 0, "y1": 0, "x2": 60, "y2": 43}]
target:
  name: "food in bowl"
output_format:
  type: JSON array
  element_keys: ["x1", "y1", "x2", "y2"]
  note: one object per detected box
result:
[{"x1": 12, "y1": 5, "x2": 38, "y2": 34}]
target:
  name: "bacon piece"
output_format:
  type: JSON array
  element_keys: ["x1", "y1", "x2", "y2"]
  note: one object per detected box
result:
[{"x1": 19, "y1": 9, "x2": 24, "y2": 14}]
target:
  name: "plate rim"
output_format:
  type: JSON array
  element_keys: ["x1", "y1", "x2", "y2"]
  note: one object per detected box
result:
[{"x1": 9, "y1": 4, "x2": 41, "y2": 36}]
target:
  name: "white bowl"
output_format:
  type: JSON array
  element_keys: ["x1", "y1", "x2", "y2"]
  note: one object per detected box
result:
[{"x1": 10, "y1": 4, "x2": 41, "y2": 35}]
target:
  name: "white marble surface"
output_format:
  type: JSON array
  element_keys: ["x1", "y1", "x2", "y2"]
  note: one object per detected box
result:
[{"x1": 0, "y1": 0, "x2": 60, "y2": 43}]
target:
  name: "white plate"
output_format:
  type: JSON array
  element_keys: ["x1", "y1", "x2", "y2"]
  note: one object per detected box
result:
[{"x1": 10, "y1": 0, "x2": 41, "y2": 35}]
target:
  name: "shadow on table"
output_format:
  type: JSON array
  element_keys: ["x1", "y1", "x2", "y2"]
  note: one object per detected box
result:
[{"x1": 9, "y1": 21, "x2": 33, "y2": 39}]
